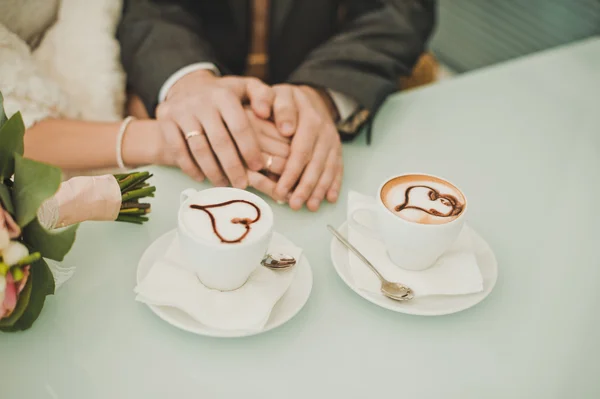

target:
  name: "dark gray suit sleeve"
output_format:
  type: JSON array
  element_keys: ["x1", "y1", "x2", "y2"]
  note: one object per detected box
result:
[
  {"x1": 118, "y1": 0, "x2": 219, "y2": 115},
  {"x1": 287, "y1": 0, "x2": 436, "y2": 111}
]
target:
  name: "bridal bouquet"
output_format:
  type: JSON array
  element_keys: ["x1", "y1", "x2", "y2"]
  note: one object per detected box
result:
[{"x1": 0, "y1": 93, "x2": 155, "y2": 331}]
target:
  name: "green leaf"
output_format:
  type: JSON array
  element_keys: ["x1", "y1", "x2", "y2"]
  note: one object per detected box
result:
[
  {"x1": 0, "y1": 182, "x2": 13, "y2": 214},
  {"x1": 0, "y1": 91, "x2": 7, "y2": 127},
  {"x1": 22, "y1": 218, "x2": 78, "y2": 261},
  {"x1": 0, "y1": 112, "x2": 25, "y2": 180},
  {"x1": 0, "y1": 269, "x2": 32, "y2": 329},
  {"x1": 13, "y1": 153, "x2": 61, "y2": 227},
  {"x1": 0, "y1": 257, "x2": 55, "y2": 331}
]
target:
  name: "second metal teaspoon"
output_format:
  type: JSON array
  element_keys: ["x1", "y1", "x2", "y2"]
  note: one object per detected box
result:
[{"x1": 327, "y1": 225, "x2": 414, "y2": 301}]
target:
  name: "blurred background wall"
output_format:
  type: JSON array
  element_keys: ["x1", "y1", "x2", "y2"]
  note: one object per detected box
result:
[{"x1": 430, "y1": 0, "x2": 600, "y2": 73}]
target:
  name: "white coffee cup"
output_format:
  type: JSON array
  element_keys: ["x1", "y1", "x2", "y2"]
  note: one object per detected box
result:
[
  {"x1": 349, "y1": 173, "x2": 467, "y2": 271},
  {"x1": 178, "y1": 187, "x2": 273, "y2": 291}
]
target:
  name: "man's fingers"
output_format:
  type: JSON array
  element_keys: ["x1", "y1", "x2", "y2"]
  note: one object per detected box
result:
[
  {"x1": 272, "y1": 85, "x2": 297, "y2": 136},
  {"x1": 175, "y1": 112, "x2": 227, "y2": 186},
  {"x1": 288, "y1": 137, "x2": 329, "y2": 210},
  {"x1": 200, "y1": 109, "x2": 249, "y2": 188},
  {"x1": 327, "y1": 158, "x2": 344, "y2": 203},
  {"x1": 247, "y1": 170, "x2": 277, "y2": 200},
  {"x1": 185, "y1": 127, "x2": 229, "y2": 187},
  {"x1": 246, "y1": 78, "x2": 275, "y2": 119},
  {"x1": 217, "y1": 94, "x2": 264, "y2": 171},
  {"x1": 274, "y1": 92, "x2": 322, "y2": 201},
  {"x1": 307, "y1": 149, "x2": 338, "y2": 211},
  {"x1": 262, "y1": 153, "x2": 287, "y2": 176},
  {"x1": 159, "y1": 119, "x2": 205, "y2": 182}
]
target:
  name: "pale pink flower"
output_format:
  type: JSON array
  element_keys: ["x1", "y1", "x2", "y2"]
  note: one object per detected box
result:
[
  {"x1": 0, "y1": 207, "x2": 20, "y2": 239},
  {"x1": 0, "y1": 266, "x2": 30, "y2": 320}
]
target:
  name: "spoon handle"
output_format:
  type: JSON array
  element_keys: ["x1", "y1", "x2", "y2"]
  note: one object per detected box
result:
[{"x1": 327, "y1": 225, "x2": 386, "y2": 283}]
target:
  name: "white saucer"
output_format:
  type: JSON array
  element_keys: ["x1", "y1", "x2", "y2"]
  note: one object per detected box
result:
[
  {"x1": 137, "y1": 229, "x2": 313, "y2": 337},
  {"x1": 330, "y1": 222, "x2": 498, "y2": 316}
]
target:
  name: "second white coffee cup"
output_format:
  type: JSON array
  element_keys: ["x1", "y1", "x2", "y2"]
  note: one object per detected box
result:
[
  {"x1": 350, "y1": 173, "x2": 467, "y2": 271},
  {"x1": 178, "y1": 187, "x2": 273, "y2": 291}
]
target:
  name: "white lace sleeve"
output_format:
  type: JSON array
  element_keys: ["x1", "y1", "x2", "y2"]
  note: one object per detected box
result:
[
  {"x1": 0, "y1": 23, "x2": 72, "y2": 128},
  {"x1": 33, "y1": 0, "x2": 126, "y2": 122}
]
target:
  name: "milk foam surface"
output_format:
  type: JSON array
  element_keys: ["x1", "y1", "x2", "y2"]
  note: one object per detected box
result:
[
  {"x1": 381, "y1": 175, "x2": 465, "y2": 225},
  {"x1": 181, "y1": 189, "x2": 272, "y2": 245}
]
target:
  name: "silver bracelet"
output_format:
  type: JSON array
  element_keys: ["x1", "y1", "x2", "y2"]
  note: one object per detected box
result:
[{"x1": 116, "y1": 116, "x2": 135, "y2": 170}]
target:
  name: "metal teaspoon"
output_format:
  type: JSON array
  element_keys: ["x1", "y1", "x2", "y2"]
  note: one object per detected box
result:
[
  {"x1": 261, "y1": 253, "x2": 297, "y2": 270},
  {"x1": 327, "y1": 225, "x2": 414, "y2": 301}
]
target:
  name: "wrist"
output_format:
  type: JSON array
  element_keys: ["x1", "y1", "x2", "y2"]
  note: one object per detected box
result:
[
  {"x1": 167, "y1": 69, "x2": 217, "y2": 100},
  {"x1": 121, "y1": 120, "x2": 162, "y2": 167},
  {"x1": 299, "y1": 85, "x2": 339, "y2": 122}
]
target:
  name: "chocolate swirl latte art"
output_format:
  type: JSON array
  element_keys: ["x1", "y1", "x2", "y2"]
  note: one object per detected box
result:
[
  {"x1": 189, "y1": 200, "x2": 261, "y2": 244},
  {"x1": 381, "y1": 175, "x2": 466, "y2": 225},
  {"x1": 395, "y1": 185, "x2": 463, "y2": 218}
]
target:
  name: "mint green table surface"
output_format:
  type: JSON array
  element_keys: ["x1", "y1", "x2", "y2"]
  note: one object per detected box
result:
[{"x1": 2, "y1": 38, "x2": 599, "y2": 399}]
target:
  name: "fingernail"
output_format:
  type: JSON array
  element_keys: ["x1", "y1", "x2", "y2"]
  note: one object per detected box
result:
[
  {"x1": 308, "y1": 199, "x2": 320, "y2": 211},
  {"x1": 216, "y1": 180, "x2": 229, "y2": 187},
  {"x1": 281, "y1": 122, "x2": 294, "y2": 134},
  {"x1": 290, "y1": 198, "x2": 303, "y2": 209},
  {"x1": 329, "y1": 190, "x2": 338, "y2": 202}
]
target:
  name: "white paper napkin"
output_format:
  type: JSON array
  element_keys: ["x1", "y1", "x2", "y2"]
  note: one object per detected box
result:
[
  {"x1": 135, "y1": 233, "x2": 300, "y2": 332},
  {"x1": 347, "y1": 191, "x2": 483, "y2": 297}
]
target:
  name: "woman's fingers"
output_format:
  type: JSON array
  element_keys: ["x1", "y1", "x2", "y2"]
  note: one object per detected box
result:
[
  {"x1": 261, "y1": 153, "x2": 287, "y2": 176},
  {"x1": 257, "y1": 134, "x2": 290, "y2": 158},
  {"x1": 247, "y1": 170, "x2": 277, "y2": 200}
]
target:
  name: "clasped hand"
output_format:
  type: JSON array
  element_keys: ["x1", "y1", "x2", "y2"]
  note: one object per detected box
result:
[{"x1": 156, "y1": 70, "x2": 343, "y2": 211}]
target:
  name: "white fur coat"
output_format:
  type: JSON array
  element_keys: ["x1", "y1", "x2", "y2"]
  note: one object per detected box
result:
[{"x1": 0, "y1": 0, "x2": 125, "y2": 128}]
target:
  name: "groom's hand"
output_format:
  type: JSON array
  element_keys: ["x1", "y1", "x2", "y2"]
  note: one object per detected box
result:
[
  {"x1": 269, "y1": 84, "x2": 343, "y2": 211},
  {"x1": 156, "y1": 70, "x2": 274, "y2": 188}
]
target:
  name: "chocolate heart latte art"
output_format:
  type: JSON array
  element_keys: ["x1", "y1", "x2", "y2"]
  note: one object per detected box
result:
[
  {"x1": 189, "y1": 200, "x2": 261, "y2": 244},
  {"x1": 381, "y1": 175, "x2": 466, "y2": 225}
]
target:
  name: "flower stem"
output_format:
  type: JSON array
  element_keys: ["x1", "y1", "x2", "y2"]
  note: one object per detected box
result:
[
  {"x1": 118, "y1": 172, "x2": 152, "y2": 192},
  {"x1": 15, "y1": 252, "x2": 41, "y2": 267},
  {"x1": 121, "y1": 186, "x2": 156, "y2": 202},
  {"x1": 116, "y1": 215, "x2": 149, "y2": 224}
]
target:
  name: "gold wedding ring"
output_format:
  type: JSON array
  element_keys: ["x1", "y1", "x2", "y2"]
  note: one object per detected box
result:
[
  {"x1": 185, "y1": 130, "x2": 201, "y2": 140},
  {"x1": 265, "y1": 155, "x2": 274, "y2": 171}
]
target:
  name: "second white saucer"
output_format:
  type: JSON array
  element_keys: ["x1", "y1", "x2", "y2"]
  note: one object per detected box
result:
[
  {"x1": 137, "y1": 229, "x2": 313, "y2": 337},
  {"x1": 330, "y1": 222, "x2": 498, "y2": 316}
]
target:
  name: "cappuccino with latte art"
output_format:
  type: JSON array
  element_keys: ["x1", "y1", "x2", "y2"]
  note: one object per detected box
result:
[
  {"x1": 350, "y1": 173, "x2": 467, "y2": 271},
  {"x1": 380, "y1": 175, "x2": 465, "y2": 225},
  {"x1": 178, "y1": 187, "x2": 274, "y2": 290}
]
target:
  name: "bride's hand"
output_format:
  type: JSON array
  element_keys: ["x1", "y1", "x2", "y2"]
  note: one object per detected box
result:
[
  {"x1": 244, "y1": 109, "x2": 294, "y2": 200},
  {"x1": 245, "y1": 108, "x2": 290, "y2": 178}
]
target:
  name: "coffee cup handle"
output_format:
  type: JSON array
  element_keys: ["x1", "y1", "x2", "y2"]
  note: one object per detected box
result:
[
  {"x1": 180, "y1": 188, "x2": 197, "y2": 205},
  {"x1": 348, "y1": 204, "x2": 380, "y2": 239}
]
